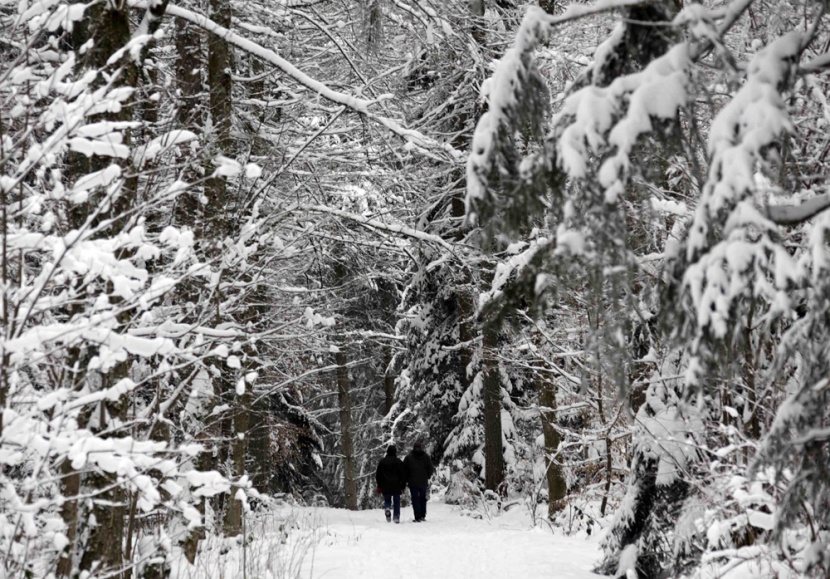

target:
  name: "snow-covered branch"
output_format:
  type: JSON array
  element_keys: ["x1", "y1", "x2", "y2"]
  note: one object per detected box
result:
[
  {"x1": 802, "y1": 51, "x2": 830, "y2": 72},
  {"x1": 764, "y1": 191, "x2": 830, "y2": 225},
  {"x1": 299, "y1": 205, "x2": 457, "y2": 252},
  {"x1": 130, "y1": 0, "x2": 462, "y2": 162}
]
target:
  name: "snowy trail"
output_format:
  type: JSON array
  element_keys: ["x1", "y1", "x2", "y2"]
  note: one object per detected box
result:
[{"x1": 300, "y1": 501, "x2": 604, "y2": 579}]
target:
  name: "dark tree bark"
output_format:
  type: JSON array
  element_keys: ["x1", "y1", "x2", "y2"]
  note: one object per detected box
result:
[
  {"x1": 204, "y1": 0, "x2": 234, "y2": 241},
  {"x1": 79, "y1": 369, "x2": 130, "y2": 576},
  {"x1": 470, "y1": 0, "x2": 486, "y2": 47},
  {"x1": 539, "y1": 377, "x2": 566, "y2": 515},
  {"x1": 366, "y1": 0, "x2": 383, "y2": 49},
  {"x1": 175, "y1": 20, "x2": 203, "y2": 128},
  {"x1": 593, "y1": 1, "x2": 682, "y2": 88},
  {"x1": 71, "y1": 1, "x2": 144, "y2": 573},
  {"x1": 56, "y1": 459, "x2": 80, "y2": 578},
  {"x1": 224, "y1": 388, "x2": 250, "y2": 536},
  {"x1": 173, "y1": 19, "x2": 203, "y2": 227},
  {"x1": 170, "y1": 14, "x2": 210, "y2": 560},
  {"x1": 336, "y1": 350, "x2": 358, "y2": 510},
  {"x1": 482, "y1": 322, "x2": 504, "y2": 491},
  {"x1": 248, "y1": 398, "x2": 272, "y2": 493},
  {"x1": 183, "y1": 427, "x2": 214, "y2": 564}
]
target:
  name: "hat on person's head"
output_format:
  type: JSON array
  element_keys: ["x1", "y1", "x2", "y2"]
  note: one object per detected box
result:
[
  {"x1": 386, "y1": 445, "x2": 397, "y2": 456},
  {"x1": 413, "y1": 440, "x2": 423, "y2": 451}
]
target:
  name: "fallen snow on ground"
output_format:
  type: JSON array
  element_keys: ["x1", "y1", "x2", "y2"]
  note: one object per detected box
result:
[
  {"x1": 174, "y1": 499, "x2": 604, "y2": 579},
  {"x1": 301, "y1": 500, "x2": 603, "y2": 579}
]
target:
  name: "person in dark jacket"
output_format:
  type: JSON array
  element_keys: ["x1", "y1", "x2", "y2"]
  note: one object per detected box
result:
[
  {"x1": 404, "y1": 440, "x2": 433, "y2": 522},
  {"x1": 375, "y1": 445, "x2": 406, "y2": 523}
]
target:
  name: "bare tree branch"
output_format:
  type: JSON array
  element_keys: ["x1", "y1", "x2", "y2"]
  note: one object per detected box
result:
[{"x1": 299, "y1": 205, "x2": 458, "y2": 252}]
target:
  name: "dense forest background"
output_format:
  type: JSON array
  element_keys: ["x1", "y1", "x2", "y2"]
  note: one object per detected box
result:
[{"x1": 1, "y1": 0, "x2": 830, "y2": 577}]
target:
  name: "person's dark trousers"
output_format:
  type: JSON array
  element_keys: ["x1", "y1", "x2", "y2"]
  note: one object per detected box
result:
[
  {"x1": 383, "y1": 493, "x2": 401, "y2": 522},
  {"x1": 410, "y1": 486, "x2": 427, "y2": 521}
]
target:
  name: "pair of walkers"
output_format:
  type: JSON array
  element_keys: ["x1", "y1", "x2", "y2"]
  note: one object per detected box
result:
[{"x1": 375, "y1": 441, "x2": 433, "y2": 523}]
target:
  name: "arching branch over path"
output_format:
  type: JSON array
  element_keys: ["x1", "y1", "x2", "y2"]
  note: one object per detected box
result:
[{"x1": 130, "y1": 0, "x2": 464, "y2": 163}]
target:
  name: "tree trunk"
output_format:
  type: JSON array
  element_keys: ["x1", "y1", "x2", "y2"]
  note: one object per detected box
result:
[
  {"x1": 593, "y1": 0, "x2": 682, "y2": 87},
  {"x1": 366, "y1": 0, "x2": 383, "y2": 49},
  {"x1": 743, "y1": 308, "x2": 762, "y2": 441},
  {"x1": 223, "y1": 387, "x2": 250, "y2": 536},
  {"x1": 248, "y1": 398, "x2": 271, "y2": 493},
  {"x1": 482, "y1": 322, "x2": 504, "y2": 491},
  {"x1": 174, "y1": 18, "x2": 203, "y2": 227},
  {"x1": 336, "y1": 350, "x2": 358, "y2": 510},
  {"x1": 80, "y1": 369, "x2": 129, "y2": 576},
  {"x1": 539, "y1": 377, "x2": 566, "y2": 515},
  {"x1": 470, "y1": 0, "x2": 486, "y2": 47},
  {"x1": 384, "y1": 351, "x2": 395, "y2": 415},
  {"x1": 201, "y1": 0, "x2": 240, "y2": 536},
  {"x1": 80, "y1": 476, "x2": 126, "y2": 574},
  {"x1": 171, "y1": 18, "x2": 210, "y2": 560},
  {"x1": 204, "y1": 0, "x2": 233, "y2": 241},
  {"x1": 175, "y1": 19, "x2": 202, "y2": 129},
  {"x1": 74, "y1": 2, "x2": 137, "y2": 574},
  {"x1": 452, "y1": 199, "x2": 475, "y2": 400},
  {"x1": 246, "y1": 55, "x2": 271, "y2": 156},
  {"x1": 55, "y1": 341, "x2": 91, "y2": 576},
  {"x1": 446, "y1": 0, "x2": 491, "y2": 420},
  {"x1": 56, "y1": 460, "x2": 81, "y2": 577},
  {"x1": 183, "y1": 426, "x2": 214, "y2": 564}
]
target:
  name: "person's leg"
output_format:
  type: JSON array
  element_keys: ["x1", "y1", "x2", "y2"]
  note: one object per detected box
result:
[
  {"x1": 392, "y1": 493, "x2": 401, "y2": 522},
  {"x1": 383, "y1": 494, "x2": 392, "y2": 522},
  {"x1": 411, "y1": 487, "x2": 425, "y2": 521},
  {"x1": 417, "y1": 487, "x2": 427, "y2": 520}
]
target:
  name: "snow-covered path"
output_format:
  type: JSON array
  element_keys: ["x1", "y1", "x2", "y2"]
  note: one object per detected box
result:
[{"x1": 300, "y1": 501, "x2": 604, "y2": 579}]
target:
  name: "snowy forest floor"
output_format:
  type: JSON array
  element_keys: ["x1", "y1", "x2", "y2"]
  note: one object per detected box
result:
[{"x1": 173, "y1": 499, "x2": 604, "y2": 579}]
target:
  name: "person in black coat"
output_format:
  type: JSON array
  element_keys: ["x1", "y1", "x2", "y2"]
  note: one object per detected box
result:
[
  {"x1": 375, "y1": 445, "x2": 406, "y2": 523},
  {"x1": 404, "y1": 440, "x2": 434, "y2": 522}
]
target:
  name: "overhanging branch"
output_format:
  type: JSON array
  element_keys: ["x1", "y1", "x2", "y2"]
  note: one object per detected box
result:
[{"x1": 130, "y1": 0, "x2": 462, "y2": 162}]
